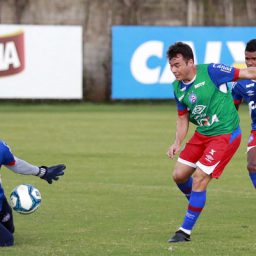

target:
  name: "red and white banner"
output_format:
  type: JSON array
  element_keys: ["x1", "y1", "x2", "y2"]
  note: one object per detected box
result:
[
  {"x1": 0, "y1": 30, "x2": 25, "y2": 77},
  {"x1": 0, "y1": 25, "x2": 82, "y2": 99}
]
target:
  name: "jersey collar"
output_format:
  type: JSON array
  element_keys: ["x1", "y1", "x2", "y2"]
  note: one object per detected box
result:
[{"x1": 180, "y1": 75, "x2": 197, "y2": 91}]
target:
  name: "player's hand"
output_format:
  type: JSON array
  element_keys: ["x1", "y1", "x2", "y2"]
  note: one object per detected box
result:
[
  {"x1": 38, "y1": 164, "x2": 66, "y2": 184},
  {"x1": 166, "y1": 144, "x2": 180, "y2": 159}
]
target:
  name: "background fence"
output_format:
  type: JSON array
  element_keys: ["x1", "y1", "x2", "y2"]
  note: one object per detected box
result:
[{"x1": 0, "y1": 0, "x2": 256, "y2": 101}]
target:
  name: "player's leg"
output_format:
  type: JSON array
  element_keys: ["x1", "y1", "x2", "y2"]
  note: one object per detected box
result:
[
  {"x1": 172, "y1": 161, "x2": 195, "y2": 200},
  {"x1": 246, "y1": 131, "x2": 256, "y2": 188},
  {"x1": 168, "y1": 133, "x2": 206, "y2": 242},
  {"x1": 175, "y1": 127, "x2": 240, "y2": 240},
  {"x1": 180, "y1": 127, "x2": 241, "y2": 237},
  {"x1": 0, "y1": 223, "x2": 13, "y2": 246},
  {"x1": 0, "y1": 196, "x2": 14, "y2": 234},
  {"x1": 247, "y1": 147, "x2": 256, "y2": 188},
  {"x1": 169, "y1": 168, "x2": 211, "y2": 243},
  {"x1": 172, "y1": 133, "x2": 203, "y2": 201},
  {"x1": 0, "y1": 194, "x2": 14, "y2": 246},
  {"x1": 177, "y1": 168, "x2": 211, "y2": 236},
  {"x1": 169, "y1": 127, "x2": 241, "y2": 243}
]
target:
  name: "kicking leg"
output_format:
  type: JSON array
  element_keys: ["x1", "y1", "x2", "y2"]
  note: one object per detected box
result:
[
  {"x1": 172, "y1": 161, "x2": 195, "y2": 201},
  {"x1": 169, "y1": 168, "x2": 211, "y2": 242}
]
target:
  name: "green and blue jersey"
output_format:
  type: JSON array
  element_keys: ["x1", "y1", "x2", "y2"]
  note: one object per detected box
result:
[{"x1": 173, "y1": 63, "x2": 240, "y2": 136}]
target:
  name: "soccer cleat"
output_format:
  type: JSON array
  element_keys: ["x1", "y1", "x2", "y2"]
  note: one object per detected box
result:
[{"x1": 168, "y1": 230, "x2": 191, "y2": 243}]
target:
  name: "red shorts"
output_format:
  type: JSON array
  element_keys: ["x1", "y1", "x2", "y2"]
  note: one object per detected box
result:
[
  {"x1": 179, "y1": 127, "x2": 241, "y2": 178},
  {"x1": 247, "y1": 130, "x2": 256, "y2": 152}
]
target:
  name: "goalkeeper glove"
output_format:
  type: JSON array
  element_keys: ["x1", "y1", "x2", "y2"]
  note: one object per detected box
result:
[{"x1": 37, "y1": 164, "x2": 66, "y2": 184}]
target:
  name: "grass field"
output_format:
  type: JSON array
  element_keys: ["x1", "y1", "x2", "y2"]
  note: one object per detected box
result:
[{"x1": 0, "y1": 102, "x2": 254, "y2": 256}]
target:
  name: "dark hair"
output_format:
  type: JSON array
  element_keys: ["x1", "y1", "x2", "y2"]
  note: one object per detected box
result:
[
  {"x1": 245, "y1": 39, "x2": 256, "y2": 52},
  {"x1": 167, "y1": 42, "x2": 194, "y2": 62}
]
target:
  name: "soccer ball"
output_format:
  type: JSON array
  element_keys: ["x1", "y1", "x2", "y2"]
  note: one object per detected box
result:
[{"x1": 10, "y1": 184, "x2": 42, "y2": 214}]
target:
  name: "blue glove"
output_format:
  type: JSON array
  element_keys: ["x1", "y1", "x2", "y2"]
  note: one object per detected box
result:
[{"x1": 37, "y1": 164, "x2": 66, "y2": 184}]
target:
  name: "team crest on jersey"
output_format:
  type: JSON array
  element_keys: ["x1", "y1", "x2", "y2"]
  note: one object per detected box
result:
[{"x1": 189, "y1": 93, "x2": 197, "y2": 103}]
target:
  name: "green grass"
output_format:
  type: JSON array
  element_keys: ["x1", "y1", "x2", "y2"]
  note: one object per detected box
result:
[{"x1": 0, "y1": 102, "x2": 253, "y2": 255}]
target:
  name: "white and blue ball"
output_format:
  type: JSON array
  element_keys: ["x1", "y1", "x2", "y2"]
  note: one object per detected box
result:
[{"x1": 10, "y1": 184, "x2": 42, "y2": 214}]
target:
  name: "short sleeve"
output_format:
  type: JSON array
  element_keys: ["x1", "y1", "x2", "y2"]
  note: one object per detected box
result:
[
  {"x1": 0, "y1": 141, "x2": 15, "y2": 166},
  {"x1": 207, "y1": 63, "x2": 239, "y2": 87},
  {"x1": 175, "y1": 95, "x2": 188, "y2": 116}
]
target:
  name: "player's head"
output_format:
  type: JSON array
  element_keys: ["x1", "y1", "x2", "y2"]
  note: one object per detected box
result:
[
  {"x1": 245, "y1": 39, "x2": 256, "y2": 67},
  {"x1": 167, "y1": 42, "x2": 195, "y2": 81}
]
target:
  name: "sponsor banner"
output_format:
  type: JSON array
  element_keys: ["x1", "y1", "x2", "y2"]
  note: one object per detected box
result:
[
  {"x1": 112, "y1": 26, "x2": 256, "y2": 99},
  {"x1": 0, "y1": 25, "x2": 82, "y2": 99},
  {"x1": 0, "y1": 30, "x2": 25, "y2": 77}
]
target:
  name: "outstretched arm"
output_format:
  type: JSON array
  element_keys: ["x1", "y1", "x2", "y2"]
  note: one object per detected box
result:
[
  {"x1": 5, "y1": 157, "x2": 39, "y2": 175},
  {"x1": 238, "y1": 67, "x2": 256, "y2": 80},
  {"x1": 166, "y1": 113, "x2": 189, "y2": 159},
  {"x1": 6, "y1": 157, "x2": 66, "y2": 184}
]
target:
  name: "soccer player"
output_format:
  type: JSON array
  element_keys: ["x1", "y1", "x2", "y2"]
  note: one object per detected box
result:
[
  {"x1": 232, "y1": 39, "x2": 256, "y2": 189},
  {"x1": 0, "y1": 140, "x2": 66, "y2": 246},
  {"x1": 166, "y1": 42, "x2": 256, "y2": 243}
]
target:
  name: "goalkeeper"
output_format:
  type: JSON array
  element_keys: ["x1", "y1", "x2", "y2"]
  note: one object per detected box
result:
[{"x1": 0, "y1": 140, "x2": 66, "y2": 246}]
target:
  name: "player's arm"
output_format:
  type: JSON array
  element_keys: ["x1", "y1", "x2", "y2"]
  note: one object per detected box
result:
[
  {"x1": 6, "y1": 157, "x2": 66, "y2": 184},
  {"x1": 238, "y1": 67, "x2": 256, "y2": 80},
  {"x1": 207, "y1": 63, "x2": 239, "y2": 87},
  {"x1": 174, "y1": 112, "x2": 189, "y2": 146},
  {"x1": 167, "y1": 112, "x2": 189, "y2": 159}
]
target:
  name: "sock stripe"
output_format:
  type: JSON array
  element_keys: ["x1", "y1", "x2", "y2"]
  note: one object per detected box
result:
[{"x1": 188, "y1": 204, "x2": 203, "y2": 212}]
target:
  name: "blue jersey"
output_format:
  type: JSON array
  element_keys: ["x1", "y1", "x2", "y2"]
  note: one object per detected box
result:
[
  {"x1": 0, "y1": 141, "x2": 15, "y2": 211},
  {"x1": 175, "y1": 63, "x2": 239, "y2": 114},
  {"x1": 0, "y1": 141, "x2": 15, "y2": 167},
  {"x1": 232, "y1": 80, "x2": 256, "y2": 130}
]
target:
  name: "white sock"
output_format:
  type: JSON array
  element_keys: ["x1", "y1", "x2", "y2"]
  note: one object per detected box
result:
[{"x1": 179, "y1": 227, "x2": 191, "y2": 235}]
